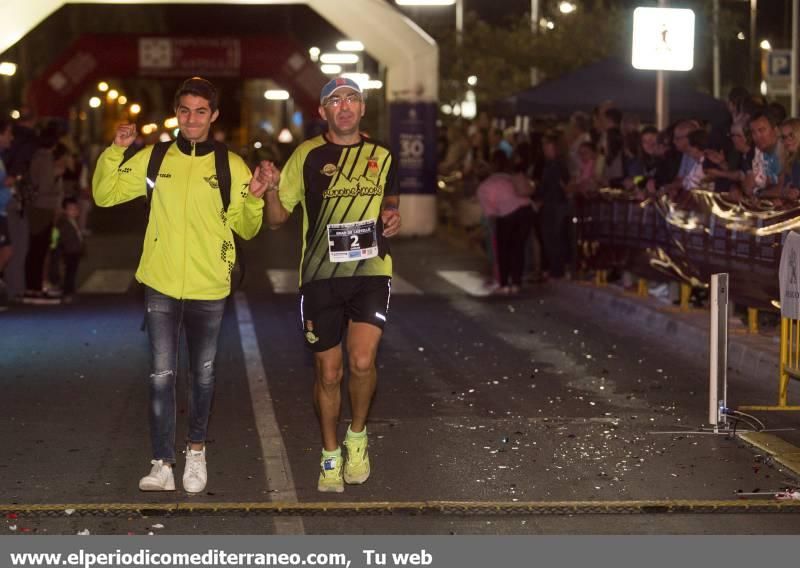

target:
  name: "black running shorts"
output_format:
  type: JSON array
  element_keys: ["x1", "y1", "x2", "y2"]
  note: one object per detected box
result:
[{"x1": 299, "y1": 276, "x2": 392, "y2": 352}]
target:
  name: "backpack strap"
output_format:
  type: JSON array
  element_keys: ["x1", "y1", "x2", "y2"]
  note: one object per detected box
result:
[
  {"x1": 213, "y1": 141, "x2": 232, "y2": 210},
  {"x1": 120, "y1": 144, "x2": 139, "y2": 166},
  {"x1": 145, "y1": 141, "x2": 172, "y2": 206}
]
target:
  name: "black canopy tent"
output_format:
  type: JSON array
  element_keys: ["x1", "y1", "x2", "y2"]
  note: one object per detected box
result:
[{"x1": 498, "y1": 58, "x2": 728, "y2": 124}]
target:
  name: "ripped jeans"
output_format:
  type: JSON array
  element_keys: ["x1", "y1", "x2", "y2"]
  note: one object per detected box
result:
[{"x1": 145, "y1": 286, "x2": 227, "y2": 463}]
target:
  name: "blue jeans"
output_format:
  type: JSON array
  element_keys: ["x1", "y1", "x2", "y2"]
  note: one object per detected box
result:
[{"x1": 145, "y1": 286, "x2": 226, "y2": 463}]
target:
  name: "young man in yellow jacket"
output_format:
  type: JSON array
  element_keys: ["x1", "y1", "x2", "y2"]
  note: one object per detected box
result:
[{"x1": 93, "y1": 77, "x2": 280, "y2": 493}]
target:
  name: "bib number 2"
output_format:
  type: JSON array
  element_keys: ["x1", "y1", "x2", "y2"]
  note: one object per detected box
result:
[{"x1": 327, "y1": 219, "x2": 379, "y2": 263}]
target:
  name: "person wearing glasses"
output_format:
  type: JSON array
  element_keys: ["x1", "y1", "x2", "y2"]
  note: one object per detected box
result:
[
  {"x1": 264, "y1": 77, "x2": 401, "y2": 493},
  {"x1": 744, "y1": 111, "x2": 783, "y2": 199},
  {"x1": 704, "y1": 121, "x2": 754, "y2": 196},
  {"x1": 660, "y1": 120, "x2": 700, "y2": 198}
]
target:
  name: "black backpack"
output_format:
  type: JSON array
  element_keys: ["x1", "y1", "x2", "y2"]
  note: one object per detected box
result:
[{"x1": 123, "y1": 140, "x2": 246, "y2": 289}]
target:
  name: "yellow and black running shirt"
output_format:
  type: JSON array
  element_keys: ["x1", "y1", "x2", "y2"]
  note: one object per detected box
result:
[{"x1": 279, "y1": 134, "x2": 398, "y2": 285}]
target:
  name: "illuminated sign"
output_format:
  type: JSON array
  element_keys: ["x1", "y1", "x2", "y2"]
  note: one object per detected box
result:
[{"x1": 632, "y1": 7, "x2": 695, "y2": 71}]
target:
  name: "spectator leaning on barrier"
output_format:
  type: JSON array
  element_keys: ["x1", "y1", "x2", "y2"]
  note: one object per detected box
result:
[
  {"x1": 682, "y1": 129, "x2": 710, "y2": 191},
  {"x1": 704, "y1": 120, "x2": 754, "y2": 197},
  {"x1": 624, "y1": 126, "x2": 661, "y2": 196},
  {"x1": 663, "y1": 120, "x2": 701, "y2": 197},
  {"x1": 746, "y1": 110, "x2": 783, "y2": 198}
]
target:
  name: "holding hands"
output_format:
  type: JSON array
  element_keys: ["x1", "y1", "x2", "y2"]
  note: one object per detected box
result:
[{"x1": 250, "y1": 160, "x2": 281, "y2": 199}]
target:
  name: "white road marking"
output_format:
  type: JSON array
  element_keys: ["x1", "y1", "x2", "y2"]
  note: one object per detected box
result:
[
  {"x1": 234, "y1": 292, "x2": 304, "y2": 535},
  {"x1": 390, "y1": 274, "x2": 423, "y2": 295},
  {"x1": 266, "y1": 269, "x2": 299, "y2": 294},
  {"x1": 79, "y1": 269, "x2": 135, "y2": 294},
  {"x1": 436, "y1": 270, "x2": 494, "y2": 297}
]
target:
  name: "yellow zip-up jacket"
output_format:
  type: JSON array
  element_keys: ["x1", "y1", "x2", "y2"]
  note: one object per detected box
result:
[{"x1": 92, "y1": 135, "x2": 264, "y2": 300}]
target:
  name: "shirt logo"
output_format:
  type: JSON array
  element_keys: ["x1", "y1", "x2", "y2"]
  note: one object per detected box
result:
[
  {"x1": 367, "y1": 159, "x2": 379, "y2": 172},
  {"x1": 321, "y1": 163, "x2": 339, "y2": 177},
  {"x1": 204, "y1": 175, "x2": 220, "y2": 189}
]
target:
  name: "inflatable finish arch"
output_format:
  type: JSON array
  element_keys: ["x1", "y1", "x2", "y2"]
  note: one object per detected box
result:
[{"x1": 1, "y1": 0, "x2": 438, "y2": 234}]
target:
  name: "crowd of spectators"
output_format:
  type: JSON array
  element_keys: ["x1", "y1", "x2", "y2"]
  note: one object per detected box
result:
[
  {"x1": 438, "y1": 86, "x2": 800, "y2": 294},
  {"x1": 0, "y1": 109, "x2": 92, "y2": 308}
]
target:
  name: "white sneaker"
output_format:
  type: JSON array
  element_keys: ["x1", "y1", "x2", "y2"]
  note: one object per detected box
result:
[
  {"x1": 183, "y1": 446, "x2": 207, "y2": 494},
  {"x1": 138, "y1": 460, "x2": 175, "y2": 491}
]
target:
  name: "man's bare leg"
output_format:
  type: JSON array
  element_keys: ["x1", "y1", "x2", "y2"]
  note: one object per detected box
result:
[
  {"x1": 314, "y1": 345, "x2": 344, "y2": 451},
  {"x1": 346, "y1": 321, "x2": 382, "y2": 433}
]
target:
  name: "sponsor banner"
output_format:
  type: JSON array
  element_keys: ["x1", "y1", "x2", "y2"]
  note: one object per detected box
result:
[
  {"x1": 389, "y1": 102, "x2": 437, "y2": 195},
  {"x1": 138, "y1": 38, "x2": 241, "y2": 77}
]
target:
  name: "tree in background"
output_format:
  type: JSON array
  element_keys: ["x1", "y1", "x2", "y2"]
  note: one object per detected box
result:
[{"x1": 432, "y1": 0, "x2": 745, "y2": 108}]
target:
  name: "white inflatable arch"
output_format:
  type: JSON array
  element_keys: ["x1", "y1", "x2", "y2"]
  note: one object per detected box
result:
[{"x1": 1, "y1": 0, "x2": 438, "y2": 234}]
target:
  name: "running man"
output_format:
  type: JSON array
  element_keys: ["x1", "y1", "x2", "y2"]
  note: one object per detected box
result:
[{"x1": 264, "y1": 77, "x2": 401, "y2": 492}]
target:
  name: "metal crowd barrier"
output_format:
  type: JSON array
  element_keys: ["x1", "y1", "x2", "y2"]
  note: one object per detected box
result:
[
  {"x1": 574, "y1": 189, "x2": 796, "y2": 312},
  {"x1": 575, "y1": 189, "x2": 800, "y2": 413},
  {"x1": 739, "y1": 317, "x2": 800, "y2": 412}
]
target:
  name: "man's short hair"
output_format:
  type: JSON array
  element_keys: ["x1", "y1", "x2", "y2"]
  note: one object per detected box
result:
[
  {"x1": 750, "y1": 110, "x2": 777, "y2": 128},
  {"x1": 675, "y1": 119, "x2": 700, "y2": 133},
  {"x1": 687, "y1": 129, "x2": 708, "y2": 151},
  {"x1": 173, "y1": 77, "x2": 219, "y2": 112},
  {"x1": 641, "y1": 125, "x2": 659, "y2": 137}
]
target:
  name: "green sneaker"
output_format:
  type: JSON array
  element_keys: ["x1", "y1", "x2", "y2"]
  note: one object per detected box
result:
[
  {"x1": 343, "y1": 428, "x2": 370, "y2": 484},
  {"x1": 318, "y1": 452, "x2": 344, "y2": 493}
]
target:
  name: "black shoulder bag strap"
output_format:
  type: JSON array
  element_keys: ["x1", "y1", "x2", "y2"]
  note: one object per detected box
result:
[{"x1": 145, "y1": 141, "x2": 172, "y2": 209}]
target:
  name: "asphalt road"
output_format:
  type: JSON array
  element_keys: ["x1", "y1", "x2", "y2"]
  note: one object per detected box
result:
[{"x1": 2, "y1": 204, "x2": 800, "y2": 534}]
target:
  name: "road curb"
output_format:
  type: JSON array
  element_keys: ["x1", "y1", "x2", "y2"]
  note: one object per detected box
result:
[
  {"x1": 738, "y1": 432, "x2": 800, "y2": 479},
  {"x1": 559, "y1": 282, "x2": 780, "y2": 385}
]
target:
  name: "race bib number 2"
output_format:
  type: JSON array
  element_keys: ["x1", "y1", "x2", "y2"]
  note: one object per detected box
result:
[{"x1": 327, "y1": 219, "x2": 378, "y2": 263}]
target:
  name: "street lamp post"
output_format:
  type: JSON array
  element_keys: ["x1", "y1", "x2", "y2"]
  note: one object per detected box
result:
[
  {"x1": 455, "y1": 0, "x2": 463, "y2": 46},
  {"x1": 657, "y1": 0, "x2": 668, "y2": 130}
]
